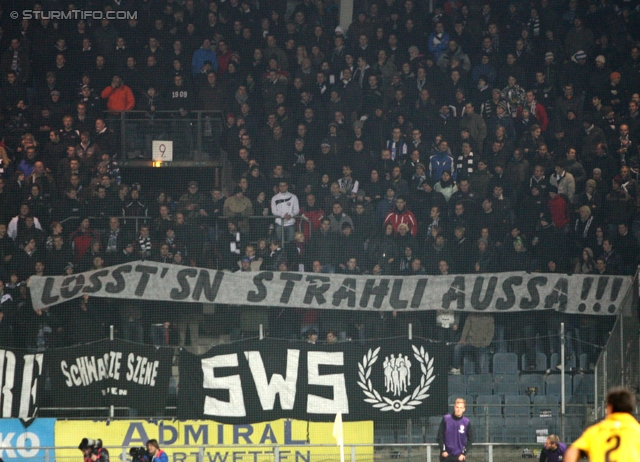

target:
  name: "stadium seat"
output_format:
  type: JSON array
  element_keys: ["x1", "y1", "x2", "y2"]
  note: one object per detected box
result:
[
  {"x1": 522, "y1": 352, "x2": 547, "y2": 372},
  {"x1": 448, "y1": 375, "x2": 467, "y2": 397},
  {"x1": 411, "y1": 426, "x2": 424, "y2": 444},
  {"x1": 532, "y1": 395, "x2": 559, "y2": 417},
  {"x1": 530, "y1": 417, "x2": 557, "y2": 435},
  {"x1": 487, "y1": 417, "x2": 506, "y2": 442},
  {"x1": 467, "y1": 374, "x2": 493, "y2": 397},
  {"x1": 425, "y1": 416, "x2": 442, "y2": 443},
  {"x1": 463, "y1": 356, "x2": 475, "y2": 375},
  {"x1": 505, "y1": 395, "x2": 531, "y2": 416},
  {"x1": 493, "y1": 373, "x2": 519, "y2": 399},
  {"x1": 573, "y1": 373, "x2": 595, "y2": 403},
  {"x1": 565, "y1": 416, "x2": 585, "y2": 442},
  {"x1": 493, "y1": 353, "x2": 518, "y2": 374},
  {"x1": 375, "y1": 429, "x2": 395, "y2": 444},
  {"x1": 519, "y1": 373, "x2": 545, "y2": 396},
  {"x1": 473, "y1": 415, "x2": 505, "y2": 442},
  {"x1": 566, "y1": 394, "x2": 588, "y2": 416},
  {"x1": 546, "y1": 374, "x2": 572, "y2": 397},
  {"x1": 476, "y1": 394, "x2": 502, "y2": 416},
  {"x1": 504, "y1": 419, "x2": 534, "y2": 443}
]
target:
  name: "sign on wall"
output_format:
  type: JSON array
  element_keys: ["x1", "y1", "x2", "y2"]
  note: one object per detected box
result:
[
  {"x1": 54, "y1": 419, "x2": 374, "y2": 462},
  {"x1": 152, "y1": 141, "x2": 173, "y2": 161},
  {"x1": 0, "y1": 350, "x2": 42, "y2": 421},
  {"x1": 44, "y1": 339, "x2": 173, "y2": 416},
  {"x1": 0, "y1": 419, "x2": 55, "y2": 460},
  {"x1": 29, "y1": 263, "x2": 632, "y2": 314},
  {"x1": 178, "y1": 338, "x2": 448, "y2": 423}
]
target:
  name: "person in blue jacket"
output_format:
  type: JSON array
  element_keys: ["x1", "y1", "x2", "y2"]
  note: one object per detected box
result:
[
  {"x1": 191, "y1": 38, "x2": 219, "y2": 75},
  {"x1": 539, "y1": 435, "x2": 566, "y2": 462},
  {"x1": 146, "y1": 440, "x2": 168, "y2": 462}
]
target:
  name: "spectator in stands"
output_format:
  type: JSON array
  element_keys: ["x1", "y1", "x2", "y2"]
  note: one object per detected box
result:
[
  {"x1": 271, "y1": 180, "x2": 299, "y2": 243},
  {"x1": 451, "y1": 313, "x2": 494, "y2": 375},
  {"x1": 100, "y1": 75, "x2": 135, "y2": 113}
]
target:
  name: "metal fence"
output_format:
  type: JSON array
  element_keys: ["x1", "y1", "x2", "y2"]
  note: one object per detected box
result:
[
  {"x1": 4, "y1": 443, "x2": 568, "y2": 462},
  {"x1": 109, "y1": 110, "x2": 224, "y2": 161},
  {"x1": 594, "y1": 267, "x2": 640, "y2": 419}
]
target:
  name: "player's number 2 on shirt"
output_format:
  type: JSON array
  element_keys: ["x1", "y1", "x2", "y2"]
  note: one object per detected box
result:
[{"x1": 605, "y1": 435, "x2": 620, "y2": 462}]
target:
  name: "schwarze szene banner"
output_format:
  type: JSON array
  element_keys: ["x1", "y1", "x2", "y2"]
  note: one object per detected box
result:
[{"x1": 29, "y1": 262, "x2": 631, "y2": 314}]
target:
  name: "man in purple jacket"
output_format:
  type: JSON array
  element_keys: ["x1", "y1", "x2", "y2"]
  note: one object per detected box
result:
[
  {"x1": 437, "y1": 398, "x2": 473, "y2": 461},
  {"x1": 539, "y1": 435, "x2": 566, "y2": 462}
]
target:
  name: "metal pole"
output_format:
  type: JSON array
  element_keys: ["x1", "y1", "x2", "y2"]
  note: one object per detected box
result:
[
  {"x1": 594, "y1": 362, "x2": 598, "y2": 419},
  {"x1": 45, "y1": 448, "x2": 50, "y2": 462},
  {"x1": 620, "y1": 311, "x2": 625, "y2": 387},
  {"x1": 121, "y1": 447, "x2": 127, "y2": 462},
  {"x1": 274, "y1": 446, "x2": 280, "y2": 462},
  {"x1": 199, "y1": 447, "x2": 204, "y2": 462},
  {"x1": 488, "y1": 444, "x2": 493, "y2": 462},
  {"x1": 350, "y1": 445, "x2": 356, "y2": 462},
  {"x1": 109, "y1": 405, "x2": 115, "y2": 419},
  {"x1": 196, "y1": 111, "x2": 203, "y2": 155},
  {"x1": 110, "y1": 325, "x2": 115, "y2": 341},
  {"x1": 426, "y1": 445, "x2": 431, "y2": 462},
  {"x1": 259, "y1": 324, "x2": 264, "y2": 340},
  {"x1": 603, "y1": 350, "x2": 608, "y2": 400},
  {"x1": 408, "y1": 323, "x2": 413, "y2": 340},
  {"x1": 120, "y1": 112, "x2": 126, "y2": 158},
  {"x1": 561, "y1": 322, "x2": 565, "y2": 442}
]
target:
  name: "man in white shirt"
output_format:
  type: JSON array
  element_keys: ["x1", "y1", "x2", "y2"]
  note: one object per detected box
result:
[{"x1": 270, "y1": 180, "x2": 299, "y2": 243}]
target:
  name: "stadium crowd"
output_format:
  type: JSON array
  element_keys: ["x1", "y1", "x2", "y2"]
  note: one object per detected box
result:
[{"x1": 0, "y1": 0, "x2": 637, "y2": 372}]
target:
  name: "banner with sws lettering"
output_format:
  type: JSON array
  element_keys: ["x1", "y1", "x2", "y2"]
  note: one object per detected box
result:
[
  {"x1": 29, "y1": 262, "x2": 631, "y2": 314},
  {"x1": 54, "y1": 419, "x2": 374, "y2": 462},
  {"x1": 43, "y1": 339, "x2": 173, "y2": 416},
  {"x1": 178, "y1": 338, "x2": 448, "y2": 423},
  {"x1": 0, "y1": 350, "x2": 43, "y2": 421},
  {"x1": 0, "y1": 418, "x2": 55, "y2": 461}
]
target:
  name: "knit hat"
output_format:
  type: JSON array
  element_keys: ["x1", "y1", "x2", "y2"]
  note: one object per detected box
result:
[
  {"x1": 595, "y1": 55, "x2": 606, "y2": 64},
  {"x1": 610, "y1": 72, "x2": 621, "y2": 80},
  {"x1": 584, "y1": 247, "x2": 594, "y2": 259},
  {"x1": 548, "y1": 184, "x2": 558, "y2": 194},
  {"x1": 544, "y1": 52, "x2": 554, "y2": 60},
  {"x1": 574, "y1": 50, "x2": 587, "y2": 60},
  {"x1": 497, "y1": 101, "x2": 508, "y2": 111},
  {"x1": 241, "y1": 257, "x2": 251, "y2": 263}
]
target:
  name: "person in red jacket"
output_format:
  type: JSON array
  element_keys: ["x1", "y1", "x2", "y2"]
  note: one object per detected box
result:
[
  {"x1": 69, "y1": 218, "x2": 101, "y2": 264},
  {"x1": 100, "y1": 75, "x2": 135, "y2": 112},
  {"x1": 547, "y1": 185, "x2": 570, "y2": 230},
  {"x1": 383, "y1": 196, "x2": 419, "y2": 236},
  {"x1": 299, "y1": 193, "x2": 325, "y2": 241}
]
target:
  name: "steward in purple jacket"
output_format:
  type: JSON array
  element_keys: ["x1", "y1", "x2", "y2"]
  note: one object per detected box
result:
[
  {"x1": 539, "y1": 435, "x2": 566, "y2": 462},
  {"x1": 437, "y1": 398, "x2": 473, "y2": 461}
]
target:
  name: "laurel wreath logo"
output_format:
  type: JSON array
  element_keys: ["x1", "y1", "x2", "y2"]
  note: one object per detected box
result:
[{"x1": 357, "y1": 345, "x2": 434, "y2": 412}]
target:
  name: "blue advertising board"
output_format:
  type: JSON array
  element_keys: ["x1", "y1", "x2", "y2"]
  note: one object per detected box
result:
[{"x1": 0, "y1": 418, "x2": 56, "y2": 460}]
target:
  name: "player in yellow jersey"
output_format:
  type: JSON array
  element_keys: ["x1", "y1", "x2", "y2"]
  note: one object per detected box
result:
[{"x1": 565, "y1": 387, "x2": 640, "y2": 462}]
